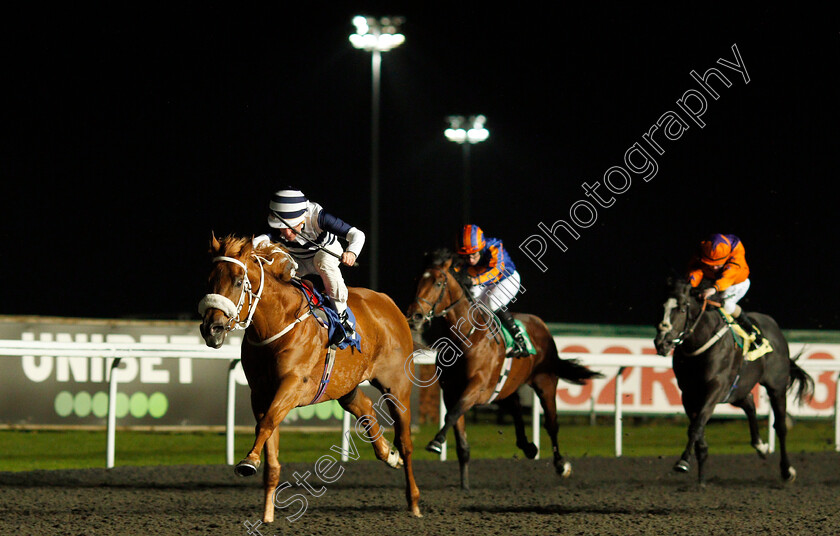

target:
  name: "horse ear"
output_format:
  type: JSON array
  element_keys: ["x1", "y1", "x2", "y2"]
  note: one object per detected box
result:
[{"x1": 210, "y1": 231, "x2": 221, "y2": 254}]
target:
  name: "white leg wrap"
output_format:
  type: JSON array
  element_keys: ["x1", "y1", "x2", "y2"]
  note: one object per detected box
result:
[
  {"x1": 560, "y1": 461, "x2": 572, "y2": 478},
  {"x1": 386, "y1": 446, "x2": 403, "y2": 468}
]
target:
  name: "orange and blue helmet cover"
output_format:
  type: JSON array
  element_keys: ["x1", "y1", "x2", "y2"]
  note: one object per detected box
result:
[{"x1": 457, "y1": 224, "x2": 486, "y2": 255}]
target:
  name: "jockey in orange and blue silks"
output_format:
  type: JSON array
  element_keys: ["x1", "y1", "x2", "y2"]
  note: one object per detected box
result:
[
  {"x1": 456, "y1": 224, "x2": 529, "y2": 357},
  {"x1": 686, "y1": 233, "x2": 763, "y2": 343}
]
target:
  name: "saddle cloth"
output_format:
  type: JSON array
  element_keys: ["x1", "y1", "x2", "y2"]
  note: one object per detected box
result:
[
  {"x1": 718, "y1": 309, "x2": 772, "y2": 361},
  {"x1": 294, "y1": 278, "x2": 361, "y2": 352}
]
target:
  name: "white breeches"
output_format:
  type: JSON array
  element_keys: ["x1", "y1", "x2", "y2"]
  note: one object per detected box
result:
[
  {"x1": 720, "y1": 278, "x2": 750, "y2": 314},
  {"x1": 470, "y1": 271, "x2": 522, "y2": 312},
  {"x1": 294, "y1": 241, "x2": 349, "y2": 313}
]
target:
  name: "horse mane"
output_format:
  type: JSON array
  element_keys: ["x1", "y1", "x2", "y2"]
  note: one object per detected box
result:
[
  {"x1": 424, "y1": 248, "x2": 454, "y2": 267},
  {"x1": 424, "y1": 247, "x2": 471, "y2": 289},
  {"x1": 212, "y1": 234, "x2": 296, "y2": 282}
]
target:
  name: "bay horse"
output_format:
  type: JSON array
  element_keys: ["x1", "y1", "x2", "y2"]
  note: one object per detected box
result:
[
  {"x1": 653, "y1": 278, "x2": 814, "y2": 484},
  {"x1": 405, "y1": 249, "x2": 601, "y2": 490},
  {"x1": 199, "y1": 234, "x2": 421, "y2": 522}
]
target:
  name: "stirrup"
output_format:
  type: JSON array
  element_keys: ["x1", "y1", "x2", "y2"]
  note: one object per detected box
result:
[
  {"x1": 510, "y1": 336, "x2": 529, "y2": 358},
  {"x1": 339, "y1": 311, "x2": 355, "y2": 336}
]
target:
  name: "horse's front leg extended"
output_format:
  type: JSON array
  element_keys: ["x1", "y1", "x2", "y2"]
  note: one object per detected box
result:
[
  {"x1": 426, "y1": 378, "x2": 486, "y2": 454},
  {"x1": 676, "y1": 397, "x2": 717, "y2": 485},
  {"x1": 236, "y1": 377, "x2": 302, "y2": 477}
]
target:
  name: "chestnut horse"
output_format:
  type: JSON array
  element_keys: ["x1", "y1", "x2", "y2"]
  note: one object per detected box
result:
[
  {"x1": 199, "y1": 235, "x2": 420, "y2": 522},
  {"x1": 405, "y1": 249, "x2": 601, "y2": 490}
]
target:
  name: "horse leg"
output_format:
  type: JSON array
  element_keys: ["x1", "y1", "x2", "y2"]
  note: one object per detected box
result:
[
  {"x1": 337, "y1": 387, "x2": 402, "y2": 467},
  {"x1": 236, "y1": 378, "x2": 302, "y2": 477},
  {"x1": 499, "y1": 395, "x2": 539, "y2": 459},
  {"x1": 694, "y1": 435, "x2": 709, "y2": 487},
  {"x1": 452, "y1": 414, "x2": 471, "y2": 491},
  {"x1": 261, "y1": 426, "x2": 281, "y2": 523},
  {"x1": 426, "y1": 377, "x2": 486, "y2": 454},
  {"x1": 730, "y1": 393, "x2": 769, "y2": 459},
  {"x1": 766, "y1": 385, "x2": 796, "y2": 481},
  {"x1": 379, "y1": 385, "x2": 422, "y2": 517},
  {"x1": 531, "y1": 373, "x2": 572, "y2": 477},
  {"x1": 676, "y1": 398, "x2": 716, "y2": 485}
]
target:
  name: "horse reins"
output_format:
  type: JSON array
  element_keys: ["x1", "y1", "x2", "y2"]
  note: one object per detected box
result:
[{"x1": 672, "y1": 297, "x2": 729, "y2": 356}]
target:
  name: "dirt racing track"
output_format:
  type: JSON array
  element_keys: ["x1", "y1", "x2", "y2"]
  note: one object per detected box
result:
[{"x1": 2, "y1": 452, "x2": 838, "y2": 536}]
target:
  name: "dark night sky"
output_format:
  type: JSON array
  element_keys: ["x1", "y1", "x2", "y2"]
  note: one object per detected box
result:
[{"x1": 3, "y1": 5, "x2": 838, "y2": 331}]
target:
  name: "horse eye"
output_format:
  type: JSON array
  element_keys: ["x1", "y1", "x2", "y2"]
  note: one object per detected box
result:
[{"x1": 235, "y1": 279, "x2": 243, "y2": 288}]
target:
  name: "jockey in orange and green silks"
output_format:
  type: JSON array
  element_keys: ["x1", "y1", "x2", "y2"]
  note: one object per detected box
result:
[
  {"x1": 686, "y1": 233, "x2": 763, "y2": 344},
  {"x1": 456, "y1": 224, "x2": 529, "y2": 357}
]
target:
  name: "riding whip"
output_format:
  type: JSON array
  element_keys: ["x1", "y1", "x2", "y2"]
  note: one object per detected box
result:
[{"x1": 272, "y1": 214, "x2": 360, "y2": 268}]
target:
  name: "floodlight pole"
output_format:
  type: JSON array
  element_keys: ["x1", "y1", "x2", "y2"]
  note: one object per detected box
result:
[
  {"x1": 461, "y1": 142, "x2": 471, "y2": 224},
  {"x1": 350, "y1": 16, "x2": 404, "y2": 291},
  {"x1": 445, "y1": 115, "x2": 489, "y2": 226},
  {"x1": 370, "y1": 48, "x2": 381, "y2": 290}
]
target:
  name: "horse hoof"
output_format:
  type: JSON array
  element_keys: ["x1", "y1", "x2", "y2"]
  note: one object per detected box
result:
[
  {"x1": 555, "y1": 461, "x2": 572, "y2": 478},
  {"x1": 753, "y1": 441, "x2": 770, "y2": 459},
  {"x1": 785, "y1": 467, "x2": 797, "y2": 482},
  {"x1": 673, "y1": 460, "x2": 690, "y2": 473},
  {"x1": 426, "y1": 440, "x2": 443, "y2": 454},
  {"x1": 522, "y1": 443, "x2": 539, "y2": 459},
  {"x1": 234, "y1": 459, "x2": 259, "y2": 477}
]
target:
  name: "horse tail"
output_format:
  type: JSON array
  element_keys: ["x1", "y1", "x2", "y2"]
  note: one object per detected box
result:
[
  {"x1": 540, "y1": 326, "x2": 603, "y2": 385},
  {"x1": 555, "y1": 357, "x2": 604, "y2": 385},
  {"x1": 787, "y1": 350, "x2": 815, "y2": 405}
]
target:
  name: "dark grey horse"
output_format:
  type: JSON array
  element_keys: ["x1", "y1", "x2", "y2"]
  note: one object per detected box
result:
[{"x1": 654, "y1": 278, "x2": 813, "y2": 484}]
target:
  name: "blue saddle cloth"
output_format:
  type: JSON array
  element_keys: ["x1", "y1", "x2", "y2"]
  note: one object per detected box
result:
[{"x1": 292, "y1": 279, "x2": 362, "y2": 352}]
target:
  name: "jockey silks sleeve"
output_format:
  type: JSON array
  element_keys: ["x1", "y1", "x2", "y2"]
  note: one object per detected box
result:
[{"x1": 258, "y1": 202, "x2": 365, "y2": 260}]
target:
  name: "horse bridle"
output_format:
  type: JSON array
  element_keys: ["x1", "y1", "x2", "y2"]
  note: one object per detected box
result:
[
  {"x1": 659, "y1": 289, "x2": 722, "y2": 354},
  {"x1": 412, "y1": 270, "x2": 464, "y2": 324},
  {"x1": 199, "y1": 255, "x2": 272, "y2": 332},
  {"x1": 677, "y1": 298, "x2": 709, "y2": 346}
]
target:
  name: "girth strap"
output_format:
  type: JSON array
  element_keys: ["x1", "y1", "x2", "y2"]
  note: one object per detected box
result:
[
  {"x1": 486, "y1": 356, "x2": 514, "y2": 404},
  {"x1": 309, "y1": 345, "x2": 338, "y2": 405}
]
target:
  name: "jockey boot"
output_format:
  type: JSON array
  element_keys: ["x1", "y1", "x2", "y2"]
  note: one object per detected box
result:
[
  {"x1": 338, "y1": 310, "x2": 355, "y2": 339},
  {"x1": 735, "y1": 311, "x2": 764, "y2": 347},
  {"x1": 496, "y1": 309, "x2": 529, "y2": 358}
]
